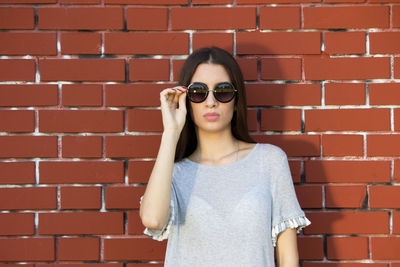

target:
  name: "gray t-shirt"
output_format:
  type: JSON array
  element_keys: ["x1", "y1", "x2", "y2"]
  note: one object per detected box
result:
[{"x1": 142, "y1": 143, "x2": 311, "y2": 267}]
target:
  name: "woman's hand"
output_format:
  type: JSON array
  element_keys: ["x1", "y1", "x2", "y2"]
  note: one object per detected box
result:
[{"x1": 160, "y1": 86, "x2": 187, "y2": 133}]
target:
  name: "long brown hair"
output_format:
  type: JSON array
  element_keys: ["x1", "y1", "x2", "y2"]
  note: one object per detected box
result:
[{"x1": 175, "y1": 47, "x2": 254, "y2": 162}]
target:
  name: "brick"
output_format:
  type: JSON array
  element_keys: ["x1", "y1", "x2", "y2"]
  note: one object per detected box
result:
[
  {"x1": 40, "y1": 59, "x2": 125, "y2": 82},
  {"x1": 0, "y1": 84, "x2": 58, "y2": 107},
  {"x1": 38, "y1": 7, "x2": 123, "y2": 30},
  {"x1": 295, "y1": 185, "x2": 322, "y2": 209},
  {"x1": 193, "y1": 33, "x2": 233, "y2": 54},
  {"x1": 39, "y1": 110, "x2": 123, "y2": 133},
  {"x1": 0, "y1": 8, "x2": 34, "y2": 29},
  {"x1": 192, "y1": 0, "x2": 231, "y2": 3},
  {"x1": 260, "y1": 109, "x2": 301, "y2": 131},
  {"x1": 236, "y1": 58, "x2": 257, "y2": 81},
  {"x1": 368, "y1": 135, "x2": 400, "y2": 156},
  {"x1": 326, "y1": 0, "x2": 364, "y2": 3},
  {"x1": 0, "y1": 162, "x2": 35, "y2": 185},
  {"x1": 127, "y1": 8, "x2": 167, "y2": 30},
  {"x1": 396, "y1": 159, "x2": 400, "y2": 182},
  {"x1": 39, "y1": 212, "x2": 123, "y2": 235},
  {"x1": 369, "y1": 83, "x2": 400, "y2": 105},
  {"x1": 304, "y1": 6, "x2": 389, "y2": 29},
  {"x1": 105, "y1": 84, "x2": 169, "y2": 107},
  {"x1": 327, "y1": 237, "x2": 368, "y2": 259},
  {"x1": 246, "y1": 84, "x2": 321, "y2": 107},
  {"x1": 394, "y1": 211, "x2": 400, "y2": 234},
  {"x1": 247, "y1": 109, "x2": 258, "y2": 132},
  {"x1": 252, "y1": 135, "x2": 320, "y2": 157},
  {"x1": 290, "y1": 161, "x2": 301, "y2": 183},
  {"x1": 370, "y1": 186, "x2": 400, "y2": 208},
  {"x1": 322, "y1": 134, "x2": 363, "y2": 157},
  {"x1": 237, "y1": 0, "x2": 317, "y2": 3},
  {"x1": 62, "y1": 136, "x2": 102, "y2": 158},
  {"x1": 0, "y1": 59, "x2": 35, "y2": 82},
  {"x1": 60, "y1": 0, "x2": 100, "y2": 3},
  {"x1": 105, "y1": 0, "x2": 186, "y2": 4},
  {"x1": 0, "y1": 136, "x2": 57, "y2": 158},
  {"x1": 172, "y1": 59, "x2": 185, "y2": 81},
  {"x1": 58, "y1": 237, "x2": 100, "y2": 261},
  {"x1": 0, "y1": 110, "x2": 35, "y2": 133},
  {"x1": 0, "y1": 264, "x2": 34, "y2": 267},
  {"x1": 128, "y1": 160, "x2": 154, "y2": 184},
  {"x1": 298, "y1": 237, "x2": 324, "y2": 260},
  {"x1": 62, "y1": 84, "x2": 102, "y2": 107},
  {"x1": 261, "y1": 58, "x2": 301, "y2": 80},
  {"x1": 325, "y1": 185, "x2": 367, "y2": 208},
  {"x1": 171, "y1": 7, "x2": 255, "y2": 30},
  {"x1": 304, "y1": 211, "x2": 389, "y2": 234},
  {"x1": 61, "y1": 32, "x2": 101, "y2": 55},
  {"x1": 40, "y1": 161, "x2": 124, "y2": 184},
  {"x1": 0, "y1": 187, "x2": 56, "y2": 210},
  {"x1": 105, "y1": 135, "x2": 161, "y2": 158},
  {"x1": 1, "y1": 0, "x2": 55, "y2": 2},
  {"x1": 260, "y1": 7, "x2": 300, "y2": 30},
  {"x1": 394, "y1": 5, "x2": 400, "y2": 27},
  {"x1": 0, "y1": 213, "x2": 34, "y2": 236},
  {"x1": 105, "y1": 186, "x2": 145, "y2": 209},
  {"x1": 305, "y1": 160, "x2": 390, "y2": 183},
  {"x1": 127, "y1": 211, "x2": 143, "y2": 235},
  {"x1": 104, "y1": 33, "x2": 189, "y2": 55},
  {"x1": 0, "y1": 33, "x2": 56, "y2": 55},
  {"x1": 237, "y1": 32, "x2": 320, "y2": 55},
  {"x1": 305, "y1": 109, "x2": 390, "y2": 132},
  {"x1": 103, "y1": 238, "x2": 166, "y2": 261},
  {"x1": 371, "y1": 237, "x2": 400, "y2": 259},
  {"x1": 61, "y1": 186, "x2": 101, "y2": 210},
  {"x1": 370, "y1": 32, "x2": 400, "y2": 54},
  {"x1": 36, "y1": 264, "x2": 123, "y2": 267},
  {"x1": 126, "y1": 264, "x2": 163, "y2": 267},
  {"x1": 129, "y1": 59, "x2": 169, "y2": 81},
  {"x1": 127, "y1": 109, "x2": 162, "y2": 132},
  {"x1": 324, "y1": 32, "x2": 366, "y2": 54},
  {"x1": 325, "y1": 83, "x2": 365, "y2": 106},
  {"x1": 0, "y1": 238, "x2": 54, "y2": 261},
  {"x1": 304, "y1": 56, "x2": 390, "y2": 80}
]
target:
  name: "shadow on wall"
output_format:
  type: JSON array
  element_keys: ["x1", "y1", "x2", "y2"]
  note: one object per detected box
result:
[{"x1": 237, "y1": 42, "x2": 339, "y2": 265}]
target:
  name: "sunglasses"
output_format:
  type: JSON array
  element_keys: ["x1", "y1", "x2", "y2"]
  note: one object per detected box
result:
[{"x1": 187, "y1": 82, "x2": 238, "y2": 103}]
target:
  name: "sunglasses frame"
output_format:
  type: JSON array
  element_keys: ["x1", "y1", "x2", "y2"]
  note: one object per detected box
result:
[{"x1": 187, "y1": 82, "x2": 238, "y2": 103}]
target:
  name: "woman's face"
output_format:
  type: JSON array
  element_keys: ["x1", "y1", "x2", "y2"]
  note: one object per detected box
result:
[{"x1": 189, "y1": 63, "x2": 235, "y2": 134}]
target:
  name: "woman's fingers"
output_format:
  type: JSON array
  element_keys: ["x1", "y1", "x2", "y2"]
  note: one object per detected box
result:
[{"x1": 160, "y1": 86, "x2": 187, "y2": 107}]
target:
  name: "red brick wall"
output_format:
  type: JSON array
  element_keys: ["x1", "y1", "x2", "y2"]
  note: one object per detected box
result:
[{"x1": 0, "y1": 0, "x2": 399, "y2": 265}]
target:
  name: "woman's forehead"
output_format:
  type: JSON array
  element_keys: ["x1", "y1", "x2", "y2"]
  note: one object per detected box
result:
[{"x1": 190, "y1": 63, "x2": 231, "y2": 84}]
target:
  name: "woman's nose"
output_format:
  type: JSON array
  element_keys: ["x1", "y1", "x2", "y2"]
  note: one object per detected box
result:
[{"x1": 205, "y1": 90, "x2": 217, "y2": 107}]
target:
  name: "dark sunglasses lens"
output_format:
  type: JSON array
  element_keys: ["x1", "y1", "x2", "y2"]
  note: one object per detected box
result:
[
  {"x1": 188, "y1": 83, "x2": 208, "y2": 102},
  {"x1": 214, "y1": 83, "x2": 236, "y2": 102}
]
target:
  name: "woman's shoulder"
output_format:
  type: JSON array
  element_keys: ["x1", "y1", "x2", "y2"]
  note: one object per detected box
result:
[{"x1": 255, "y1": 142, "x2": 288, "y2": 159}]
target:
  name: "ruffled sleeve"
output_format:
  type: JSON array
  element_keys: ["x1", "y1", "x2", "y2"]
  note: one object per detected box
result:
[
  {"x1": 140, "y1": 182, "x2": 177, "y2": 241},
  {"x1": 270, "y1": 147, "x2": 311, "y2": 247}
]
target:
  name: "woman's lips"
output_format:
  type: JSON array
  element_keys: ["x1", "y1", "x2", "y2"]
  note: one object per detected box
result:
[{"x1": 204, "y1": 112, "x2": 219, "y2": 121}]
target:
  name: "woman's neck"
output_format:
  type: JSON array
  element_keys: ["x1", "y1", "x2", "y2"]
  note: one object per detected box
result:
[{"x1": 191, "y1": 128, "x2": 239, "y2": 164}]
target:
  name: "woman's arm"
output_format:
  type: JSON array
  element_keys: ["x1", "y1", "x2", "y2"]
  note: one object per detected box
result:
[
  {"x1": 276, "y1": 228, "x2": 300, "y2": 267},
  {"x1": 139, "y1": 87, "x2": 187, "y2": 231}
]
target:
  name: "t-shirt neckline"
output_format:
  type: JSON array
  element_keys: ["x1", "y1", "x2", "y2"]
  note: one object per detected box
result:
[{"x1": 184, "y1": 143, "x2": 259, "y2": 168}]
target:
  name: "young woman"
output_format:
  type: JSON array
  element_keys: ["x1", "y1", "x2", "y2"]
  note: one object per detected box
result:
[{"x1": 139, "y1": 47, "x2": 311, "y2": 267}]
